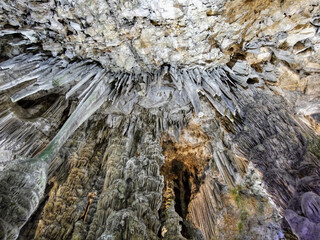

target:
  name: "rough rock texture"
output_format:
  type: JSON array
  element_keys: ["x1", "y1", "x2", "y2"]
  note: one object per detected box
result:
[{"x1": 0, "y1": 0, "x2": 320, "y2": 239}]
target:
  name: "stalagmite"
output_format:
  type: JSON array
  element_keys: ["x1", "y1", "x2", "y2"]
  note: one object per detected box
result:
[{"x1": 0, "y1": 72, "x2": 112, "y2": 239}]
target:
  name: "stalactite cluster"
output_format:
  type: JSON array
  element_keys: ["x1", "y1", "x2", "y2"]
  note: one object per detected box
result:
[{"x1": 0, "y1": 0, "x2": 320, "y2": 239}]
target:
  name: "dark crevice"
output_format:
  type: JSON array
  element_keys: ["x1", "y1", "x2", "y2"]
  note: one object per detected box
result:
[
  {"x1": 160, "y1": 131, "x2": 211, "y2": 239},
  {"x1": 171, "y1": 159, "x2": 192, "y2": 219},
  {"x1": 227, "y1": 51, "x2": 246, "y2": 69},
  {"x1": 13, "y1": 94, "x2": 62, "y2": 120},
  {"x1": 17, "y1": 94, "x2": 60, "y2": 109},
  {"x1": 247, "y1": 77, "x2": 259, "y2": 84},
  {"x1": 170, "y1": 159, "x2": 199, "y2": 238},
  {"x1": 56, "y1": 98, "x2": 74, "y2": 131},
  {"x1": 129, "y1": 128, "x2": 142, "y2": 158}
]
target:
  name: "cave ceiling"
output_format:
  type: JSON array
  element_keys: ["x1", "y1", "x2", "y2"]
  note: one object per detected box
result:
[{"x1": 0, "y1": 0, "x2": 320, "y2": 240}]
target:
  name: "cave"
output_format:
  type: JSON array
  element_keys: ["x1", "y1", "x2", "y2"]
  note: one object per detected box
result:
[{"x1": 1, "y1": 0, "x2": 320, "y2": 240}]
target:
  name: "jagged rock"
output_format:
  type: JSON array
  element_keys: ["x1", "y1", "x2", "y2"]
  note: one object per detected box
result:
[{"x1": 301, "y1": 192, "x2": 320, "y2": 224}]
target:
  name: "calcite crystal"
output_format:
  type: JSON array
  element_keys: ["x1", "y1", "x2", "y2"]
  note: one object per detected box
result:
[{"x1": 0, "y1": 0, "x2": 320, "y2": 239}]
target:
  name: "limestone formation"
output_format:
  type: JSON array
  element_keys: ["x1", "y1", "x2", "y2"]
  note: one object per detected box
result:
[{"x1": 0, "y1": 0, "x2": 320, "y2": 239}]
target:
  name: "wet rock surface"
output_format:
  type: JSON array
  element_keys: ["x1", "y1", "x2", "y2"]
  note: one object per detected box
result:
[{"x1": 0, "y1": 0, "x2": 320, "y2": 239}]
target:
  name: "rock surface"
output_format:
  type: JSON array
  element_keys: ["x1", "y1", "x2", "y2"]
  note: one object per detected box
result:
[{"x1": 0, "y1": 0, "x2": 320, "y2": 239}]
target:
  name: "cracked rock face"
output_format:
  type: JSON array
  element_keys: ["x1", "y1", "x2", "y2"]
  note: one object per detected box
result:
[{"x1": 0, "y1": 0, "x2": 320, "y2": 240}]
